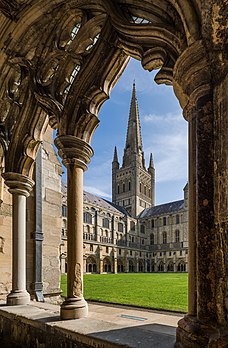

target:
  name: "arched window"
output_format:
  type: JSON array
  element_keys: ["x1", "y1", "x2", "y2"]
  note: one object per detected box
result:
[
  {"x1": 140, "y1": 224, "x2": 145, "y2": 234},
  {"x1": 140, "y1": 183, "x2": 142, "y2": 192},
  {"x1": 163, "y1": 231, "x2": 167, "y2": 244},
  {"x1": 176, "y1": 214, "x2": 180, "y2": 224},
  {"x1": 175, "y1": 229, "x2": 180, "y2": 242},
  {"x1": 102, "y1": 218, "x2": 109, "y2": 229},
  {"x1": 144, "y1": 186, "x2": 146, "y2": 195},
  {"x1": 83, "y1": 212, "x2": 92, "y2": 224},
  {"x1": 150, "y1": 233, "x2": 154, "y2": 245},
  {"x1": 117, "y1": 185, "x2": 120, "y2": 194},
  {"x1": 118, "y1": 222, "x2": 123, "y2": 232},
  {"x1": 128, "y1": 181, "x2": 131, "y2": 191},
  {"x1": 151, "y1": 219, "x2": 155, "y2": 228},
  {"x1": 123, "y1": 183, "x2": 125, "y2": 192},
  {"x1": 163, "y1": 217, "x2": 167, "y2": 226}
]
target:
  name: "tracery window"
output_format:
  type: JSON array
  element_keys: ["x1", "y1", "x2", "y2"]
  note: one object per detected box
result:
[
  {"x1": 102, "y1": 218, "x2": 109, "y2": 228},
  {"x1": 118, "y1": 223, "x2": 123, "y2": 232},
  {"x1": 83, "y1": 212, "x2": 92, "y2": 224},
  {"x1": 163, "y1": 231, "x2": 167, "y2": 244}
]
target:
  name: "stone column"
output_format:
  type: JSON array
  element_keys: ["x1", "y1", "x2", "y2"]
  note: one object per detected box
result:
[
  {"x1": 2, "y1": 172, "x2": 34, "y2": 305},
  {"x1": 55, "y1": 135, "x2": 93, "y2": 320},
  {"x1": 100, "y1": 258, "x2": 103, "y2": 273},
  {"x1": 174, "y1": 41, "x2": 228, "y2": 347},
  {"x1": 185, "y1": 105, "x2": 197, "y2": 316}
]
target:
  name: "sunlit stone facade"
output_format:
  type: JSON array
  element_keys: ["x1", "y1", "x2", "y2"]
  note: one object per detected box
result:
[{"x1": 60, "y1": 85, "x2": 188, "y2": 274}]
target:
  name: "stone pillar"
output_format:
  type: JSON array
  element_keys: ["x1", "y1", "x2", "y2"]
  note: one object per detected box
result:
[
  {"x1": 136, "y1": 258, "x2": 139, "y2": 272},
  {"x1": 2, "y1": 172, "x2": 34, "y2": 305},
  {"x1": 174, "y1": 41, "x2": 228, "y2": 347},
  {"x1": 185, "y1": 105, "x2": 197, "y2": 316},
  {"x1": 55, "y1": 135, "x2": 93, "y2": 320},
  {"x1": 100, "y1": 258, "x2": 103, "y2": 273}
]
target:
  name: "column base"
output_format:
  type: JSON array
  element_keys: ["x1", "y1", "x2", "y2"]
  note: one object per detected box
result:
[
  {"x1": 176, "y1": 315, "x2": 228, "y2": 348},
  {"x1": 60, "y1": 297, "x2": 88, "y2": 320},
  {"x1": 7, "y1": 290, "x2": 30, "y2": 305}
]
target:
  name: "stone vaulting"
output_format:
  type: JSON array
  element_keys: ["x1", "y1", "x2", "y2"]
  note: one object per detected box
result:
[{"x1": 0, "y1": 0, "x2": 227, "y2": 347}]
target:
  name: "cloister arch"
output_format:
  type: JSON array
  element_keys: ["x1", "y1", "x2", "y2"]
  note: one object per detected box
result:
[
  {"x1": 103, "y1": 256, "x2": 112, "y2": 273},
  {"x1": 0, "y1": 1, "x2": 227, "y2": 347},
  {"x1": 86, "y1": 255, "x2": 97, "y2": 273}
]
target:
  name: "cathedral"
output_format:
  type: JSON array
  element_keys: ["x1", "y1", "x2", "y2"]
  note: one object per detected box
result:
[
  {"x1": 60, "y1": 83, "x2": 189, "y2": 274},
  {"x1": 0, "y1": 1, "x2": 227, "y2": 346}
]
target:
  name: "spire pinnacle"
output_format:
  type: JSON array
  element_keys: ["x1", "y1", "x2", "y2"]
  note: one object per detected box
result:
[
  {"x1": 149, "y1": 153, "x2": 154, "y2": 169},
  {"x1": 113, "y1": 146, "x2": 118, "y2": 162}
]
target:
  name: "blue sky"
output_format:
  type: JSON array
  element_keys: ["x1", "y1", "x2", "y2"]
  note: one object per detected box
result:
[{"x1": 64, "y1": 58, "x2": 188, "y2": 205}]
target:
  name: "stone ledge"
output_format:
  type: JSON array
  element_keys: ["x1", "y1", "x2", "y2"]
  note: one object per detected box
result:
[{"x1": 0, "y1": 301, "x2": 182, "y2": 347}]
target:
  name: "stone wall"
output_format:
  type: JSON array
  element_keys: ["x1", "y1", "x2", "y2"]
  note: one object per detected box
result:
[
  {"x1": 0, "y1": 126, "x2": 63, "y2": 300},
  {"x1": 0, "y1": 184, "x2": 12, "y2": 295}
]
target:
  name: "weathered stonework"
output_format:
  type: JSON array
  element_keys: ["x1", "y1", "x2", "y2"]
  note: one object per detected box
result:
[
  {"x1": 0, "y1": 126, "x2": 62, "y2": 301},
  {"x1": 0, "y1": 0, "x2": 227, "y2": 346}
]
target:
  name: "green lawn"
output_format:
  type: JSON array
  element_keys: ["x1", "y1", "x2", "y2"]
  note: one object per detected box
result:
[{"x1": 61, "y1": 273, "x2": 188, "y2": 312}]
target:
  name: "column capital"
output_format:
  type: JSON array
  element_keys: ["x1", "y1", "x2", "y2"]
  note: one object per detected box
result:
[
  {"x1": 173, "y1": 40, "x2": 212, "y2": 113},
  {"x1": 2, "y1": 172, "x2": 34, "y2": 197},
  {"x1": 54, "y1": 135, "x2": 94, "y2": 171}
]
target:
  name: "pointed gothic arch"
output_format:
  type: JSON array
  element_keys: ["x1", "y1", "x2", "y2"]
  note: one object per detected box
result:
[{"x1": 0, "y1": 2, "x2": 227, "y2": 346}]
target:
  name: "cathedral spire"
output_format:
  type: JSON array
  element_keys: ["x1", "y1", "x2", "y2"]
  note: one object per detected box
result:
[{"x1": 123, "y1": 81, "x2": 145, "y2": 167}]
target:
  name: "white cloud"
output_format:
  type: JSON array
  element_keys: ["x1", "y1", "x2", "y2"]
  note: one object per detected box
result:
[
  {"x1": 84, "y1": 186, "x2": 112, "y2": 199},
  {"x1": 144, "y1": 113, "x2": 182, "y2": 124},
  {"x1": 143, "y1": 112, "x2": 188, "y2": 183}
]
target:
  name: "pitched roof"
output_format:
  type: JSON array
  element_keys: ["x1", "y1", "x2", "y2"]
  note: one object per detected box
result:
[
  {"x1": 138, "y1": 199, "x2": 185, "y2": 218},
  {"x1": 83, "y1": 191, "x2": 130, "y2": 216}
]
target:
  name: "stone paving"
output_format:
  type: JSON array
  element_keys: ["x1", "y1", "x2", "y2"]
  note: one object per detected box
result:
[{"x1": 0, "y1": 300, "x2": 184, "y2": 347}]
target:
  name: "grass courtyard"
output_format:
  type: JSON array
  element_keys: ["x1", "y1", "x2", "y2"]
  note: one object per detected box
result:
[{"x1": 61, "y1": 273, "x2": 188, "y2": 312}]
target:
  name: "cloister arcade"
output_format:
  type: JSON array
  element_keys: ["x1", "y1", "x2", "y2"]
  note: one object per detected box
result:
[{"x1": 0, "y1": 1, "x2": 227, "y2": 346}]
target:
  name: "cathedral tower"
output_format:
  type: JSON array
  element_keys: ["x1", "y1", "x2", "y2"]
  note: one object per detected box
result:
[{"x1": 112, "y1": 82, "x2": 155, "y2": 217}]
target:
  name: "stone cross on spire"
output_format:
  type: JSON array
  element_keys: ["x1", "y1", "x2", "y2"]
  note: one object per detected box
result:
[{"x1": 122, "y1": 81, "x2": 145, "y2": 168}]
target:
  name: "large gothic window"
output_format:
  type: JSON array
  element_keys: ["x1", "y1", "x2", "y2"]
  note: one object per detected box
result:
[
  {"x1": 83, "y1": 212, "x2": 92, "y2": 224},
  {"x1": 102, "y1": 218, "x2": 110, "y2": 229},
  {"x1": 118, "y1": 222, "x2": 123, "y2": 232}
]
